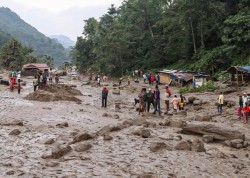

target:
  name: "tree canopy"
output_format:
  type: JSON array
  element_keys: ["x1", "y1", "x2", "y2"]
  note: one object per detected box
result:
[{"x1": 72, "y1": 0, "x2": 250, "y2": 76}]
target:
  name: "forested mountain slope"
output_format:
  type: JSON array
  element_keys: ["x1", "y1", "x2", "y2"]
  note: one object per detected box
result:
[
  {"x1": 0, "y1": 7, "x2": 69, "y2": 65},
  {"x1": 72, "y1": 0, "x2": 250, "y2": 76}
]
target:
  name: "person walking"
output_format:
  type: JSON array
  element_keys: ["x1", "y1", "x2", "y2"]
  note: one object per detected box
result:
[
  {"x1": 33, "y1": 76, "x2": 38, "y2": 92},
  {"x1": 153, "y1": 85, "x2": 161, "y2": 116},
  {"x1": 165, "y1": 85, "x2": 172, "y2": 113},
  {"x1": 97, "y1": 77, "x2": 101, "y2": 87},
  {"x1": 119, "y1": 77, "x2": 122, "y2": 86},
  {"x1": 155, "y1": 74, "x2": 160, "y2": 85},
  {"x1": 101, "y1": 87, "x2": 109, "y2": 108},
  {"x1": 142, "y1": 88, "x2": 147, "y2": 113},
  {"x1": 128, "y1": 77, "x2": 131, "y2": 85},
  {"x1": 217, "y1": 92, "x2": 224, "y2": 115}
]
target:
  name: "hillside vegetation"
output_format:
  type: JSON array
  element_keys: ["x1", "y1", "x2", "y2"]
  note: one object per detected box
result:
[
  {"x1": 72, "y1": 0, "x2": 250, "y2": 76},
  {"x1": 0, "y1": 7, "x2": 70, "y2": 65}
]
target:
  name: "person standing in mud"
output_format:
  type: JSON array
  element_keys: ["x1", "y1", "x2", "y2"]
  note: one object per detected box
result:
[
  {"x1": 138, "y1": 88, "x2": 144, "y2": 115},
  {"x1": 165, "y1": 85, "x2": 172, "y2": 113},
  {"x1": 238, "y1": 95, "x2": 244, "y2": 119},
  {"x1": 17, "y1": 80, "x2": 21, "y2": 94},
  {"x1": 55, "y1": 74, "x2": 59, "y2": 84},
  {"x1": 242, "y1": 102, "x2": 250, "y2": 124},
  {"x1": 179, "y1": 94, "x2": 186, "y2": 110},
  {"x1": 33, "y1": 76, "x2": 38, "y2": 92},
  {"x1": 217, "y1": 92, "x2": 224, "y2": 115},
  {"x1": 97, "y1": 77, "x2": 101, "y2": 87},
  {"x1": 142, "y1": 88, "x2": 147, "y2": 113},
  {"x1": 172, "y1": 95, "x2": 179, "y2": 112},
  {"x1": 153, "y1": 85, "x2": 161, "y2": 115},
  {"x1": 147, "y1": 88, "x2": 154, "y2": 112},
  {"x1": 128, "y1": 77, "x2": 131, "y2": 85},
  {"x1": 119, "y1": 77, "x2": 122, "y2": 86},
  {"x1": 101, "y1": 87, "x2": 109, "y2": 108}
]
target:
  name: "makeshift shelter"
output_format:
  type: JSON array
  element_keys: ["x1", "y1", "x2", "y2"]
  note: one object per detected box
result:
[
  {"x1": 193, "y1": 74, "x2": 210, "y2": 87},
  {"x1": 157, "y1": 70, "x2": 177, "y2": 85},
  {"x1": 226, "y1": 66, "x2": 250, "y2": 84},
  {"x1": 22, "y1": 63, "x2": 50, "y2": 76}
]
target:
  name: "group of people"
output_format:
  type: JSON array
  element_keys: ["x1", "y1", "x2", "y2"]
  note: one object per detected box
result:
[
  {"x1": 9, "y1": 71, "x2": 21, "y2": 94},
  {"x1": 238, "y1": 93, "x2": 250, "y2": 124},
  {"x1": 143, "y1": 73, "x2": 160, "y2": 85},
  {"x1": 136, "y1": 85, "x2": 186, "y2": 116},
  {"x1": 33, "y1": 73, "x2": 59, "y2": 92}
]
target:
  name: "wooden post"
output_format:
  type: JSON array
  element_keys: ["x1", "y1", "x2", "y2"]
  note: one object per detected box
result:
[{"x1": 241, "y1": 73, "x2": 244, "y2": 83}]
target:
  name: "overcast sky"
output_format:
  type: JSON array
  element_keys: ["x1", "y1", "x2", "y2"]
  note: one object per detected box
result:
[{"x1": 0, "y1": 0, "x2": 122, "y2": 41}]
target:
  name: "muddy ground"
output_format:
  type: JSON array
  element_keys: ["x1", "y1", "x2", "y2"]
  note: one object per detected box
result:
[{"x1": 0, "y1": 75, "x2": 250, "y2": 178}]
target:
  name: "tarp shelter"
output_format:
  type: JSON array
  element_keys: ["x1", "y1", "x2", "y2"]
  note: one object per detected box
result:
[
  {"x1": 226, "y1": 66, "x2": 250, "y2": 84},
  {"x1": 157, "y1": 70, "x2": 177, "y2": 85},
  {"x1": 22, "y1": 63, "x2": 50, "y2": 76},
  {"x1": 193, "y1": 74, "x2": 210, "y2": 87}
]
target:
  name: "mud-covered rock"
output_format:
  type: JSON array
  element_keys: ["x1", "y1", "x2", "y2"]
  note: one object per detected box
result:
[
  {"x1": 44, "y1": 138, "x2": 55, "y2": 145},
  {"x1": 97, "y1": 125, "x2": 123, "y2": 136},
  {"x1": 191, "y1": 139, "x2": 205, "y2": 152},
  {"x1": 150, "y1": 142, "x2": 171, "y2": 152},
  {"x1": 231, "y1": 139, "x2": 244, "y2": 148},
  {"x1": 141, "y1": 129, "x2": 151, "y2": 138},
  {"x1": 188, "y1": 96, "x2": 197, "y2": 104},
  {"x1": 50, "y1": 144, "x2": 72, "y2": 159},
  {"x1": 174, "y1": 140, "x2": 191, "y2": 151},
  {"x1": 9, "y1": 129, "x2": 21, "y2": 135},
  {"x1": 137, "y1": 173, "x2": 155, "y2": 178},
  {"x1": 224, "y1": 140, "x2": 232, "y2": 147},
  {"x1": 103, "y1": 134, "x2": 113, "y2": 140},
  {"x1": 73, "y1": 132, "x2": 92, "y2": 143},
  {"x1": 202, "y1": 135, "x2": 214, "y2": 143},
  {"x1": 195, "y1": 115, "x2": 212, "y2": 122},
  {"x1": 132, "y1": 118, "x2": 149, "y2": 127},
  {"x1": 193, "y1": 100, "x2": 202, "y2": 106},
  {"x1": 74, "y1": 143, "x2": 92, "y2": 152},
  {"x1": 56, "y1": 122, "x2": 69, "y2": 128}
]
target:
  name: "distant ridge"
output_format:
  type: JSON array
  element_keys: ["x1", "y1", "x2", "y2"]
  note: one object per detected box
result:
[
  {"x1": 50, "y1": 35, "x2": 75, "y2": 48},
  {"x1": 0, "y1": 7, "x2": 70, "y2": 65}
]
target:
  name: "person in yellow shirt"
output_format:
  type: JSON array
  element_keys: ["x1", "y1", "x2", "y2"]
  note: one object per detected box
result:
[{"x1": 218, "y1": 92, "x2": 224, "y2": 114}]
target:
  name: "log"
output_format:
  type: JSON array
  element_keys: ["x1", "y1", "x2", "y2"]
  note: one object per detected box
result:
[{"x1": 180, "y1": 123, "x2": 245, "y2": 141}]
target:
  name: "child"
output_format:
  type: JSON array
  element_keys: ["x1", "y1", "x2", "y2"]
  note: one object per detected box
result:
[
  {"x1": 238, "y1": 96, "x2": 243, "y2": 119},
  {"x1": 242, "y1": 102, "x2": 250, "y2": 124},
  {"x1": 18, "y1": 81, "x2": 21, "y2": 94},
  {"x1": 179, "y1": 94, "x2": 186, "y2": 110}
]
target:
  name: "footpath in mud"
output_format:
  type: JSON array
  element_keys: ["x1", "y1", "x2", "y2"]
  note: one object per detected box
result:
[{"x1": 0, "y1": 76, "x2": 250, "y2": 178}]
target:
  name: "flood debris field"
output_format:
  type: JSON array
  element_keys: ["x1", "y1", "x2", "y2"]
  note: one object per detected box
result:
[{"x1": 0, "y1": 76, "x2": 250, "y2": 178}]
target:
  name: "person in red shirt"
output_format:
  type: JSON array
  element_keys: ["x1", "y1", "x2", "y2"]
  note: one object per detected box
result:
[{"x1": 242, "y1": 102, "x2": 250, "y2": 124}]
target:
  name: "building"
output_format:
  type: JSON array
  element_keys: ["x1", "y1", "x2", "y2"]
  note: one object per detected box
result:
[
  {"x1": 226, "y1": 66, "x2": 250, "y2": 84},
  {"x1": 22, "y1": 63, "x2": 50, "y2": 76}
]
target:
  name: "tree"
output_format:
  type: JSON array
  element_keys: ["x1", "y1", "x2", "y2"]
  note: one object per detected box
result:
[{"x1": 0, "y1": 38, "x2": 24, "y2": 70}]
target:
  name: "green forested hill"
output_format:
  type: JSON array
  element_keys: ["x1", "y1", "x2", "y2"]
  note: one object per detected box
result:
[
  {"x1": 0, "y1": 7, "x2": 69, "y2": 65},
  {"x1": 72, "y1": 0, "x2": 250, "y2": 76}
]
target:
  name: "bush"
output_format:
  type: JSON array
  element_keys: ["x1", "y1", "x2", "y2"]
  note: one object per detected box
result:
[{"x1": 179, "y1": 81, "x2": 218, "y2": 94}]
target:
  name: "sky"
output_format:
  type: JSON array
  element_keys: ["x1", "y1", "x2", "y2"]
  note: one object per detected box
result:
[{"x1": 0, "y1": 0, "x2": 122, "y2": 41}]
